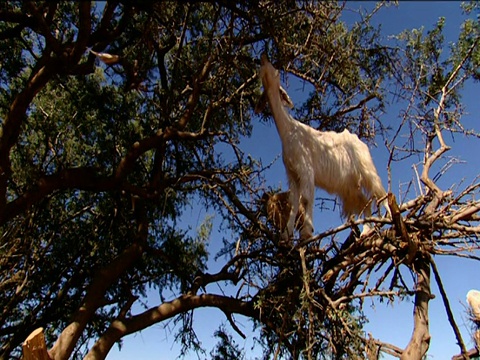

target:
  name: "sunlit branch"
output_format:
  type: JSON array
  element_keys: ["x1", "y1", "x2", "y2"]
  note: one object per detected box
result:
[{"x1": 84, "y1": 294, "x2": 256, "y2": 360}]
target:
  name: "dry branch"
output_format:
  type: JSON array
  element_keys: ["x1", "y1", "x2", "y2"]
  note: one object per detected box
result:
[
  {"x1": 84, "y1": 294, "x2": 256, "y2": 360},
  {"x1": 431, "y1": 259, "x2": 469, "y2": 356},
  {"x1": 23, "y1": 328, "x2": 51, "y2": 360}
]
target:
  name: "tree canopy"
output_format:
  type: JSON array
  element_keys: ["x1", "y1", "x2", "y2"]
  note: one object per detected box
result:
[{"x1": 0, "y1": 1, "x2": 479, "y2": 359}]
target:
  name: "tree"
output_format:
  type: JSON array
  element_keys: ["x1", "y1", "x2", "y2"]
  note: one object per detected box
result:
[{"x1": 0, "y1": 1, "x2": 479, "y2": 359}]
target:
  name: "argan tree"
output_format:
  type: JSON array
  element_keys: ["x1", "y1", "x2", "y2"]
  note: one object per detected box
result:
[{"x1": 0, "y1": 1, "x2": 479, "y2": 359}]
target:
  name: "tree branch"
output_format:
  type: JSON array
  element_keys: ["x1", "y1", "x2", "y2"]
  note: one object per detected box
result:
[
  {"x1": 84, "y1": 294, "x2": 256, "y2": 360},
  {"x1": 419, "y1": 39, "x2": 479, "y2": 215},
  {"x1": 89, "y1": 2, "x2": 132, "y2": 47},
  {"x1": 430, "y1": 258, "x2": 469, "y2": 357},
  {"x1": 48, "y1": 201, "x2": 148, "y2": 360},
  {"x1": 70, "y1": 2, "x2": 91, "y2": 63},
  {"x1": 388, "y1": 193, "x2": 417, "y2": 265},
  {"x1": 24, "y1": 2, "x2": 62, "y2": 54},
  {"x1": 0, "y1": 63, "x2": 56, "y2": 218},
  {"x1": 2, "y1": 168, "x2": 113, "y2": 223},
  {"x1": 114, "y1": 128, "x2": 222, "y2": 181},
  {"x1": 176, "y1": 54, "x2": 215, "y2": 130},
  {"x1": 2, "y1": 129, "x2": 223, "y2": 225}
]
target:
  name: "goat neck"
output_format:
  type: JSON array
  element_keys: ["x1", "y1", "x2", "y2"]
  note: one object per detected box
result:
[{"x1": 259, "y1": 55, "x2": 295, "y2": 139}]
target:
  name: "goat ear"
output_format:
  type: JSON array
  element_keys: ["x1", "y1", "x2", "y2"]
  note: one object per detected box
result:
[
  {"x1": 279, "y1": 86, "x2": 294, "y2": 109},
  {"x1": 254, "y1": 91, "x2": 267, "y2": 114}
]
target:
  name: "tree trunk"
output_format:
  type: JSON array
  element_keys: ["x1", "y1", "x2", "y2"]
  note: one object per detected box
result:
[{"x1": 401, "y1": 253, "x2": 431, "y2": 360}]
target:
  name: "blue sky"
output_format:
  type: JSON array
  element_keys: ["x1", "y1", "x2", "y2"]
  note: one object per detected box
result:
[{"x1": 108, "y1": 2, "x2": 480, "y2": 359}]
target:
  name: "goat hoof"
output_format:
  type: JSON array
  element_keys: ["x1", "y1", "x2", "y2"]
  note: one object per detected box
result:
[{"x1": 360, "y1": 224, "x2": 374, "y2": 238}]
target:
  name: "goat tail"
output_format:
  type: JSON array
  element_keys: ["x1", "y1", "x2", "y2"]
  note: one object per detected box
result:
[
  {"x1": 357, "y1": 149, "x2": 388, "y2": 215},
  {"x1": 368, "y1": 174, "x2": 390, "y2": 216},
  {"x1": 371, "y1": 175, "x2": 387, "y2": 201}
]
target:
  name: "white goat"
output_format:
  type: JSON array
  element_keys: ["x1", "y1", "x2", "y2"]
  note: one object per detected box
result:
[
  {"x1": 467, "y1": 289, "x2": 480, "y2": 321},
  {"x1": 256, "y1": 53, "x2": 387, "y2": 239}
]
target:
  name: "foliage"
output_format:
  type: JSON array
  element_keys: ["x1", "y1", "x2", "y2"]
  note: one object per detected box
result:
[{"x1": 208, "y1": 326, "x2": 246, "y2": 360}]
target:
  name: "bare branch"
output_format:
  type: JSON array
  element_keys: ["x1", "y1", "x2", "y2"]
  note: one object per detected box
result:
[
  {"x1": 430, "y1": 258, "x2": 469, "y2": 357},
  {"x1": 84, "y1": 294, "x2": 256, "y2": 360}
]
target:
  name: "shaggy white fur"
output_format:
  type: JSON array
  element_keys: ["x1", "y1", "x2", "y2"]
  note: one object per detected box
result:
[
  {"x1": 467, "y1": 289, "x2": 480, "y2": 320},
  {"x1": 256, "y1": 54, "x2": 387, "y2": 239}
]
